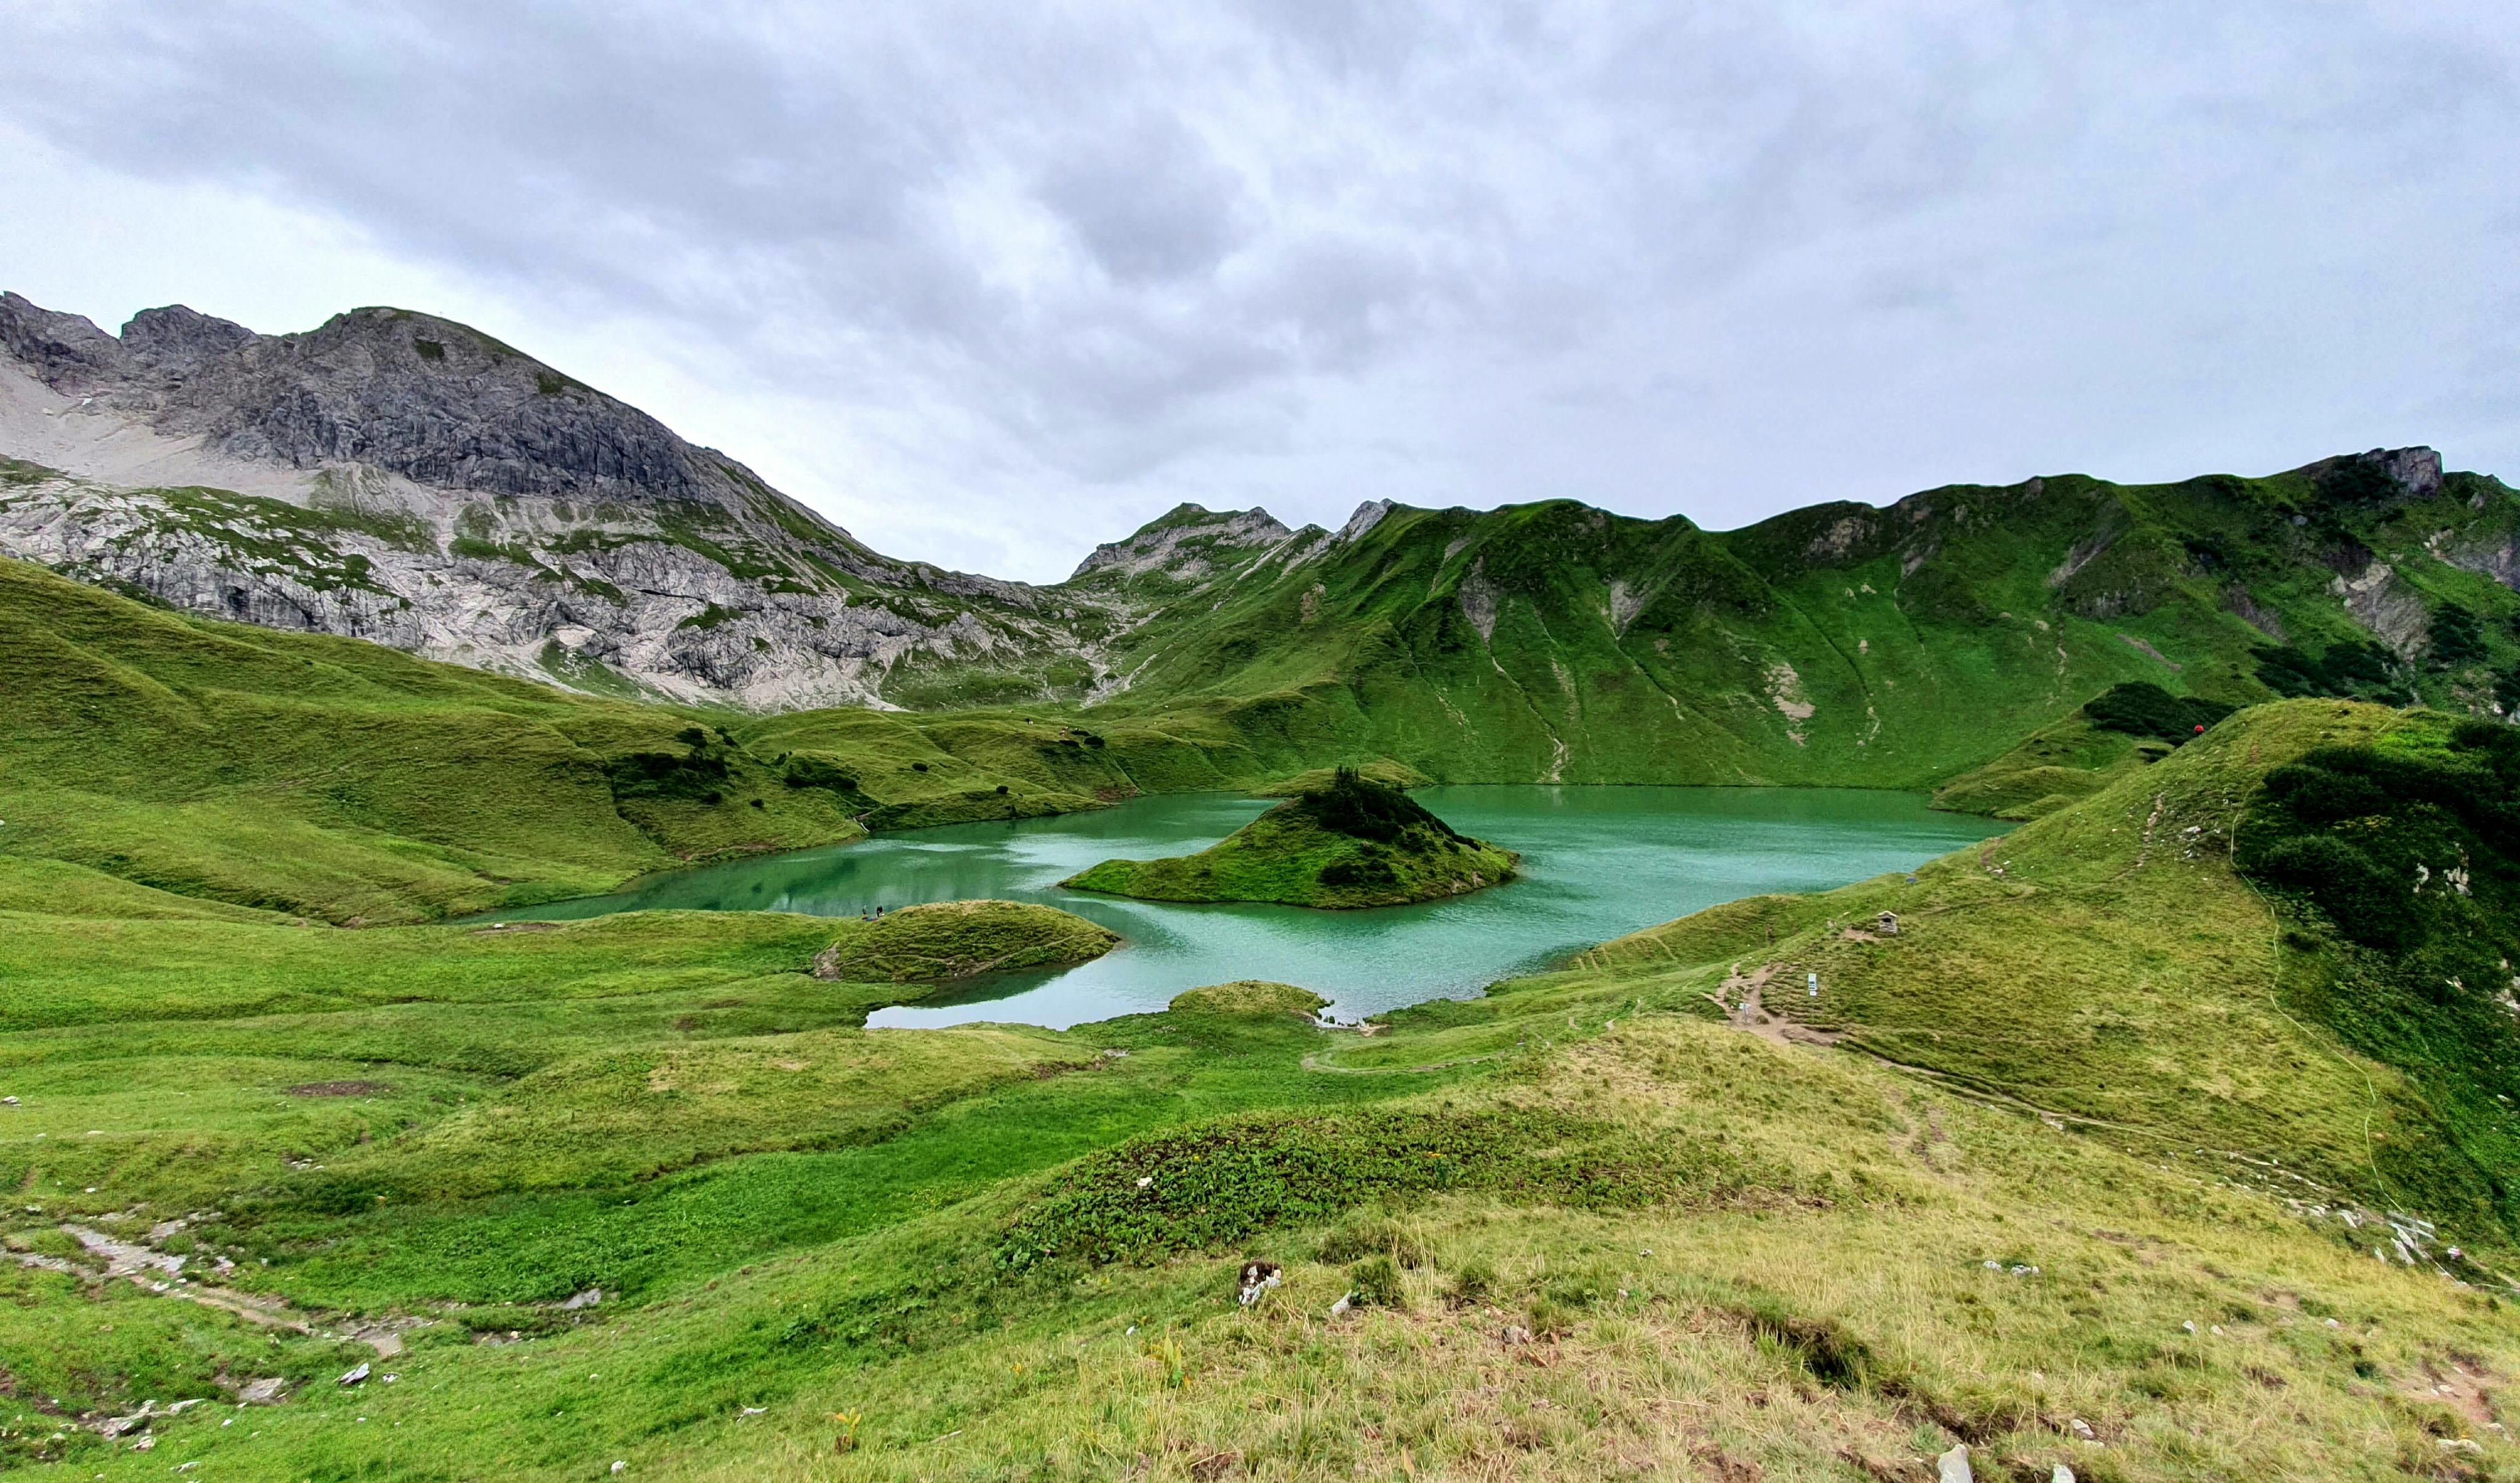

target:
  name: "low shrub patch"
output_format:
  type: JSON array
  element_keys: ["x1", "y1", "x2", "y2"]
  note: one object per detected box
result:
[
  {"x1": 2081, "y1": 681, "x2": 2235, "y2": 744},
  {"x1": 997, "y1": 1106, "x2": 1754, "y2": 1269}
]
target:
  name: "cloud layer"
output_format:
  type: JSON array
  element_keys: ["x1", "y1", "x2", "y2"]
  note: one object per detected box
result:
[{"x1": 4, "y1": 0, "x2": 2515, "y2": 580}]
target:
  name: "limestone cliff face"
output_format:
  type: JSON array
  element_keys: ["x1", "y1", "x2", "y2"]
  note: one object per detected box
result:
[{"x1": 0, "y1": 292, "x2": 1096, "y2": 710}]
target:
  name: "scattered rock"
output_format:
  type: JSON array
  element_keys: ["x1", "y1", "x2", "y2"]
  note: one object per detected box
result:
[
  {"x1": 1501, "y1": 1325, "x2": 1534, "y2": 1346},
  {"x1": 2068, "y1": 1418, "x2": 2095, "y2": 1441},
  {"x1": 338, "y1": 1362, "x2": 370, "y2": 1387},
  {"x1": 1877, "y1": 911, "x2": 1900, "y2": 936},
  {"x1": 561, "y1": 1287, "x2": 604, "y2": 1310},
  {"x1": 1937, "y1": 1443, "x2": 1972, "y2": 1483},
  {"x1": 1328, "y1": 1294, "x2": 1352, "y2": 1316},
  {"x1": 236, "y1": 1378, "x2": 286, "y2": 1405},
  {"x1": 286, "y1": 1081, "x2": 389, "y2": 1098}
]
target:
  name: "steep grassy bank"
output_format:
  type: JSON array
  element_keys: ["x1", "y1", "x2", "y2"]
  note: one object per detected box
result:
[
  {"x1": 1585, "y1": 699, "x2": 2520, "y2": 1241},
  {"x1": 1931, "y1": 681, "x2": 2238, "y2": 818},
  {"x1": 1064, "y1": 769, "x2": 1517, "y2": 908}
]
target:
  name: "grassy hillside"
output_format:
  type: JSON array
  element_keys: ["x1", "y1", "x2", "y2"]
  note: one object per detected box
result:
[
  {"x1": 4, "y1": 700, "x2": 2518, "y2": 1479},
  {"x1": 0, "y1": 558, "x2": 1336, "y2": 924},
  {"x1": 1065, "y1": 769, "x2": 1517, "y2": 908},
  {"x1": 1930, "y1": 681, "x2": 2237, "y2": 818},
  {"x1": 1582, "y1": 698, "x2": 2520, "y2": 1239},
  {"x1": 1075, "y1": 455, "x2": 2520, "y2": 789}
]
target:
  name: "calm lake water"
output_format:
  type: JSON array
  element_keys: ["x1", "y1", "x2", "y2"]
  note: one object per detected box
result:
[{"x1": 502, "y1": 788, "x2": 2006, "y2": 1029}]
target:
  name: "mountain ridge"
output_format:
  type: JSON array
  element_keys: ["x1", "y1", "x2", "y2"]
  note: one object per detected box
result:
[{"x1": 5, "y1": 292, "x2": 2519, "y2": 793}]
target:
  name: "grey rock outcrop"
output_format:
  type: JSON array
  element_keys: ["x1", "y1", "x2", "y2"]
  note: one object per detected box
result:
[
  {"x1": 1069, "y1": 502, "x2": 1294, "y2": 585},
  {"x1": 0, "y1": 290, "x2": 130, "y2": 390},
  {"x1": 0, "y1": 292, "x2": 1109, "y2": 710},
  {"x1": 122, "y1": 305, "x2": 257, "y2": 373}
]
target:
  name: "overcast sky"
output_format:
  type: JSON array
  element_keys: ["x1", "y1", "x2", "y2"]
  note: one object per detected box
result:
[{"x1": 3, "y1": 2, "x2": 2515, "y2": 583}]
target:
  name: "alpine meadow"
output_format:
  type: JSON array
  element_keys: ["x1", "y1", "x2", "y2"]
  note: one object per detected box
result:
[{"x1": 4, "y1": 280, "x2": 2520, "y2": 1483}]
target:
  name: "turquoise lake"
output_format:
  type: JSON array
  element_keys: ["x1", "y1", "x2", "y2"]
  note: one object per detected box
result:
[{"x1": 501, "y1": 787, "x2": 2008, "y2": 1029}]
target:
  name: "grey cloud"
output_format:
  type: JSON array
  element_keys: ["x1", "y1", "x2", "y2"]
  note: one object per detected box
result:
[
  {"x1": 2, "y1": 0, "x2": 2516, "y2": 579},
  {"x1": 1036, "y1": 113, "x2": 1251, "y2": 284}
]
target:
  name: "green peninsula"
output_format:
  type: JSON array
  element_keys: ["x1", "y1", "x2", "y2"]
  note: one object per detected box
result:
[{"x1": 1062, "y1": 767, "x2": 1518, "y2": 908}]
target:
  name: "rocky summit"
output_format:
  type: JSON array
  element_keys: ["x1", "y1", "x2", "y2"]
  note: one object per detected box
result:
[{"x1": 0, "y1": 292, "x2": 1091, "y2": 709}]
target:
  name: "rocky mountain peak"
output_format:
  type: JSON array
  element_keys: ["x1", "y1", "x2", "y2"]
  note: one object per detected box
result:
[
  {"x1": 121, "y1": 305, "x2": 256, "y2": 373},
  {"x1": 1069, "y1": 503, "x2": 1295, "y2": 583},
  {"x1": 0, "y1": 290, "x2": 130, "y2": 390},
  {"x1": 1338, "y1": 499, "x2": 1394, "y2": 542},
  {"x1": 2301, "y1": 446, "x2": 2444, "y2": 506},
  {"x1": 159, "y1": 304, "x2": 735, "y2": 505},
  {"x1": 0, "y1": 288, "x2": 1085, "y2": 711}
]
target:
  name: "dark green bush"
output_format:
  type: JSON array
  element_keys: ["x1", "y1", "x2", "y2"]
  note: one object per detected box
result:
[
  {"x1": 1317, "y1": 855, "x2": 1398, "y2": 889},
  {"x1": 2317, "y1": 457, "x2": 2402, "y2": 506},
  {"x1": 1296, "y1": 766, "x2": 1461, "y2": 845},
  {"x1": 2431, "y1": 605, "x2": 2490, "y2": 670},
  {"x1": 607, "y1": 728, "x2": 735, "y2": 803},
  {"x1": 2247, "y1": 834, "x2": 2410, "y2": 951},
  {"x1": 2082, "y1": 682, "x2": 2235, "y2": 744},
  {"x1": 781, "y1": 756, "x2": 859, "y2": 794},
  {"x1": 604, "y1": 749, "x2": 729, "y2": 802},
  {"x1": 2254, "y1": 640, "x2": 2399, "y2": 700}
]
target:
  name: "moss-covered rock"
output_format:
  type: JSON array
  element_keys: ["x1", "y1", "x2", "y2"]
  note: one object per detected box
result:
[
  {"x1": 1063, "y1": 769, "x2": 1517, "y2": 908},
  {"x1": 1166, "y1": 981, "x2": 1330, "y2": 1017},
  {"x1": 810, "y1": 900, "x2": 1118, "y2": 982}
]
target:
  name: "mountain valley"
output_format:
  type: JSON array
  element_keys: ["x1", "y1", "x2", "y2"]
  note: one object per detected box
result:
[{"x1": 4, "y1": 292, "x2": 2520, "y2": 1481}]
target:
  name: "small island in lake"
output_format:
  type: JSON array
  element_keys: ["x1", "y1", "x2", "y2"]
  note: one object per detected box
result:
[{"x1": 1061, "y1": 767, "x2": 1518, "y2": 908}]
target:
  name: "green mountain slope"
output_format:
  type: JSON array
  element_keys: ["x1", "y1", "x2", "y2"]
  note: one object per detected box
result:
[{"x1": 1070, "y1": 452, "x2": 2520, "y2": 789}]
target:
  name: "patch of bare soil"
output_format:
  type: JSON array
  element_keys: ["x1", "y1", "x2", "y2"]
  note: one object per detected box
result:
[{"x1": 1716, "y1": 964, "x2": 1843, "y2": 1049}]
